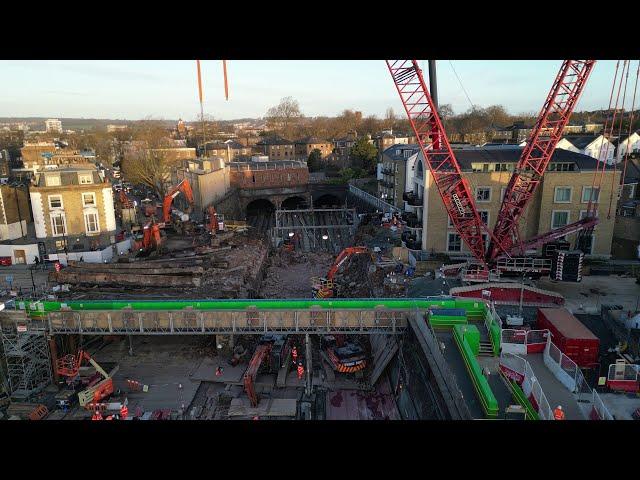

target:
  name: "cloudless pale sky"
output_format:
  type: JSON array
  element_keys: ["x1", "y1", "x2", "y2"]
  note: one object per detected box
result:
[{"x1": 0, "y1": 60, "x2": 626, "y2": 121}]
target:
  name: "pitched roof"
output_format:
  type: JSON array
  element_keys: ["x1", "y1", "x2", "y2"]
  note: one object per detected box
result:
[
  {"x1": 36, "y1": 166, "x2": 104, "y2": 187},
  {"x1": 382, "y1": 144, "x2": 421, "y2": 161},
  {"x1": 432, "y1": 146, "x2": 608, "y2": 172},
  {"x1": 294, "y1": 136, "x2": 330, "y2": 145},
  {"x1": 255, "y1": 135, "x2": 293, "y2": 145},
  {"x1": 562, "y1": 135, "x2": 601, "y2": 149},
  {"x1": 611, "y1": 131, "x2": 640, "y2": 146}
]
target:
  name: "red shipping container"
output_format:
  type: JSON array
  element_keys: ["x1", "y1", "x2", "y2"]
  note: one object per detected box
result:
[{"x1": 537, "y1": 308, "x2": 599, "y2": 368}]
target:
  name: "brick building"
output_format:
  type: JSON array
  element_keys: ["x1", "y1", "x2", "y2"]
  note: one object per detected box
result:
[
  {"x1": 255, "y1": 135, "x2": 296, "y2": 160},
  {"x1": 294, "y1": 137, "x2": 333, "y2": 161},
  {"x1": 229, "y1": 160, "x2": 309, "y2": 190}
]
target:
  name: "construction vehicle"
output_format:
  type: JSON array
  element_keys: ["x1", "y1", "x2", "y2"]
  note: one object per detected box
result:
[
  {"x1": 132, "y1": 219, "x2": 163, "y2": 255},
  {"x1": 311, "y1": 247, "x2": 373, "y2": 298},
  {"x1": 56, "y1": 349, "x2": 118, "y2": 408},
  {"x1": 282, "y1": 232, "x2": 300, "y2": 252},
  {"x1": 321, "y1": 335, "x2": 367, "y2": 373},
  {"x1": 243, "y1": 334, "x2": 292, "y2": 407},
  {"x1": 163, "y1": 179, "x2": 195, "y2": 234},
  {"x1": 205, "y1": 205, "x2": 224, "y2": 234},
  {"x1": 141, "y1": 198, "x2": 157, "y2": 217},
  {"x1": 387, "y1": 60, "x2": 597, "y2": 283}
]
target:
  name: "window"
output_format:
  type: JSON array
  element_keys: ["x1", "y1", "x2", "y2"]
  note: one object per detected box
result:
[
  {"x1": 82, "y1": 193, "x2": 96, "y2": 206},
  {"x1": 495, "y1": 163, "x2": 510, "y2": 172},
  {"x1": 548, "y1": 163, "x2": 575, "y2": 172},
  {"x1": 48, "y1": 195, "x2": 63, "y2": 209},
  {"x1": 45, "y1": 175, "x2": 61, "y2": 187},
  {"x1": 84, "y1": 212, "x2": 99, "y2": 234},
  {"x1": 447, "y1": 233, "x2": 462, "y2": 252},
  {"x1": 51, "y1": 213, "x2": 66, "y2": 236},
  {"x1": 500, "y1": 187, "x2": 507, "y2": 201},
  {"x1": 551, "y1": 211, "x2": 570, "y2": 229},
  {"x1": 55, "y1": 240, "x2": 67, "y2": 252},
  {"x1": 478, "y1": 210, "x2": 489, "y2": 225},
  {"x1": 554, "y1": 187, "x2": 572, "y2": 203},
  {"x1": 623, "y1": 184, "x2": 636, "y2": 199},
  {"x1": 79, "y1": 174, "x2": 93, "y2": 184},
  {"x1": 476, "y1": 187, "x2": 491, "y2": 202},
  {"x1": 582, "y1": 187, "x2": 600, "y2": 203},
  {"x1": 448, "y1": 215, "x2": 455, "y2": 228}
]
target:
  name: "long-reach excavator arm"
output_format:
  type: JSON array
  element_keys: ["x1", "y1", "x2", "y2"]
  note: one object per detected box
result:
[
  {"x1": 326, "y1": 246, "x2": 370, "y2": 281},
  {"x1": 386, "y1": 60, "x2": 488, "y2": 266},
  {"x1": 243, "y1": 344, "x2": 272, "y2": 407},
  {"x1": 162, "y1": 179, "x2": 195, "y2": 223},
  {"x1": 488, "y1": 60, "x2": 596, "y2": 260}
]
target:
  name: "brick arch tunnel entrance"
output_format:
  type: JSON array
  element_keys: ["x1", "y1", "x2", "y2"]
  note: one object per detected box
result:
[
  {"x1": 314, "y1": 193, "x2": 342, "y2": 208},
  {"x1": 281, "y1": 196, "x2": 309, "y2": 210},
  {"x1": 246, "y1": 198, "x2": 276, "y2": 232}
]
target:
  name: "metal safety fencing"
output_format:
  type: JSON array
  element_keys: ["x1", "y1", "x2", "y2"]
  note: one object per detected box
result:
[
  {"x1": 501, "y1": 329, "x2": 549, "y2": 355},
  {"x1": 543, "y1": 335, "x2": 614, "y2": 420},
  {"x1": 499, "y1": 352, "x2": 553, "y2": 420}
]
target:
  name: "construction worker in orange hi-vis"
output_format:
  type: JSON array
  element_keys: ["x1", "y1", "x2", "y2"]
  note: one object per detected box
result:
[
  {"x1": 92, "y1": 410, "x2": 103, "y2": 421},
  {"x1": 553, "y1": 405, "x2": 565, "y2": 420},
  {"x1": 297, "y1": 362, "x2": 304, "y2": 380},
  {"x1": 215, "y1": 366, "x2": 223, "y2": 377},
  {"x1": 120, "y1": 405, "x2": 128, "y2": 420},
  {"x1": 292, "y1": 346, "x2": 298, "y2": 364}
]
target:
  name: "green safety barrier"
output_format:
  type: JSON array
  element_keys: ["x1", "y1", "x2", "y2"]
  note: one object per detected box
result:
[
  {"x1": 22, "y1": 297, "x2": 491, "y2": 317},
  {"x1": 507, "y1": 380, "x2": 539, "y2": 421},
  {"x1": 453, "y1": 324, "x2": 499, "y2": 419}
]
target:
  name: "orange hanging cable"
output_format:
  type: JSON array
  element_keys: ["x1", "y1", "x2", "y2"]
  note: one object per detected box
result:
[
  {"x1": 196, "y1": 60, "x2": 206, "y2": 148},
  {"x1": 196, "y1": 60, "x2": 204, "y2": 105},
  {"x1": 620, "y1": 61, "x2": 640, "y2": 204},
  {"x1": 222, "y1": 60, "x2": 229, "y2": 100},
  {"x1": 608, "y1": 61, "x2": 630, "y2": 218}
]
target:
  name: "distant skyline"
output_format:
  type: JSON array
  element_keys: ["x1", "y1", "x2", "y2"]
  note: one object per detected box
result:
[{"x1": 0, "y1": 60, "x2": 630, "y2": 121}]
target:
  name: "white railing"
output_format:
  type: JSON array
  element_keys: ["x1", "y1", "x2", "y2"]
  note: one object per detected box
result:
[
  {"x1": 348, "y1": 184, "x2": 402, "y2": 214},
  {"x1": 543, "y1": 335, "x2": 614, "y2": 420},
  {"x1": 501, "y1": 329, "x2": 549, "y2": 355},
  {"x1": 500, "y1": 352, "x2": 553, "y2": 420},
  {"x1": 592, "y1": 390, "x2": 614, "y2": 420}
]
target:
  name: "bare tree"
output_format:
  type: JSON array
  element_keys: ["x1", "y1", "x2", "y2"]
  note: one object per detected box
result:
[
  {"x1": 265, "y1": 97, "x2": 303, "y2": 140},
  {"x1": 121, "y1": 120, "x2": 178, "y2": 198}
]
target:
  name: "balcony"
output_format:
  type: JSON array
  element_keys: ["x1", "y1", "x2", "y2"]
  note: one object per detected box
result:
[
  {"x1": 381, "y1": 168, "x2": 395, "y2": 176},
  {"x1": 404, "y1": 192, "x2": 423, "y2": 207}
]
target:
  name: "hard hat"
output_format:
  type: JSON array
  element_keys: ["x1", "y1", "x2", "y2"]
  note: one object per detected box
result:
[{"x1": 557, "y1": 405, "x2": 563, "y2": 410}]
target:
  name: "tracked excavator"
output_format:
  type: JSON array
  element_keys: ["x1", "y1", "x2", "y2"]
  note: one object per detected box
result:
[
  {"x1": 163, "y1": 179, "x2": 195, "y2": 235},
  {"x1": 311, "y1": 247, "x2": 373, "y2": 298}
]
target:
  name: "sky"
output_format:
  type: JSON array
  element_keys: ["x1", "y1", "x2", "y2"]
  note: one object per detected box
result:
[{"x1": 0, "y1": 60, "x2": 628, "y2": 121}]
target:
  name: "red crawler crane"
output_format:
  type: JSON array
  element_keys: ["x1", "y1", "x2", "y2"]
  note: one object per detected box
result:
[{"x1": 387, "y1": 60, "x2": 596, "y2": 274}]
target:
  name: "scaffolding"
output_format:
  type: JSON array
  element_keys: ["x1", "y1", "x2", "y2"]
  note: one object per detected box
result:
[
  {"x1": 1, "y1": 323, "x2": 52, "y2": 399},
  {"x1": 271, "y1": 208, "x2": 359, "y2": 253}
]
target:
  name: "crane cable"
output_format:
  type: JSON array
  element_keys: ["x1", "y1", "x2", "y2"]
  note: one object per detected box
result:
[
  {"x1": 587, "y1": 61, "x2": 621, "y2": 217},
  {"x1": 608, "y1": 60, "x2": 631, "y2": 219},
  {"x1": 619, "y1": 61, "x2": 640, "y2": 213},
  {"x1": 448, "y1": 60, "x2": 475, "y2": 110}
]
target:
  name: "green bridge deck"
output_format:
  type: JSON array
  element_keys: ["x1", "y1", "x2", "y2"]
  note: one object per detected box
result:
[{"x1": 3, "y1": 297, "x2": 494, "y2": 336}]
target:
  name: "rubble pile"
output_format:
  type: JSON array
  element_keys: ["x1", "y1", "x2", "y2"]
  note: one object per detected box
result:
[{"x1": 260, "y1": 250, "x2": 334, "y2": 298}]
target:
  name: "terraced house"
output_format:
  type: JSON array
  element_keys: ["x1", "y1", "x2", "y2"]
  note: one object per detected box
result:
[{"x1": 29, "y1": 165, "x2": 118, "y2": 262}]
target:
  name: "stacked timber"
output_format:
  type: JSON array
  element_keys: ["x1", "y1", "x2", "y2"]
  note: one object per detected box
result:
[{"x1": 49, "y1": 252, "x2": 231, "y2": 289}]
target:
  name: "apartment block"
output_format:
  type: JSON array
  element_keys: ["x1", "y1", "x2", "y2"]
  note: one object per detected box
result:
[
  {"x1": 420, "y1": 147, "x2": 620, "y2": 258},
  {"x1": 175, "y1": 158, "x2": 231, "y2": 213}
]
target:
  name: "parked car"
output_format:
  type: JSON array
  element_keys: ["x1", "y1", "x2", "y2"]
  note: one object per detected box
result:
[{"x1": 0, "y1": 257, "x2": 12, "y2": 266}]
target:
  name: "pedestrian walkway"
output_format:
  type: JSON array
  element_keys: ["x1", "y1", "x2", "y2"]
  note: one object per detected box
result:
[{"x1": 524, "y1": 353, "x2": 585, "y2": 420}]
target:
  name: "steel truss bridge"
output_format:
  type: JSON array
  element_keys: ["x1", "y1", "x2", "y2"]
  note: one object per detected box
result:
[{"x1": 1, "y1": 297, "x2": 493, "y2": 336}]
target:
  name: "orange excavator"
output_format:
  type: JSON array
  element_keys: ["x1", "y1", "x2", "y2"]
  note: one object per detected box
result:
[
  {"x1": 56, "y1": 349, "x2": 117, "y2": 408},
  {"x1": 132, "y1": 219, "x2": 163, "y2": 255},
  {"x1": 312, "y1": 246, "x2": 372, "y2": 298},
  {"x1": 163, "y1": 179, "x2": 195, "y2": 234},
  {"x1": 243, "y1": 335, "x2": 292, "y2": 407}
]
